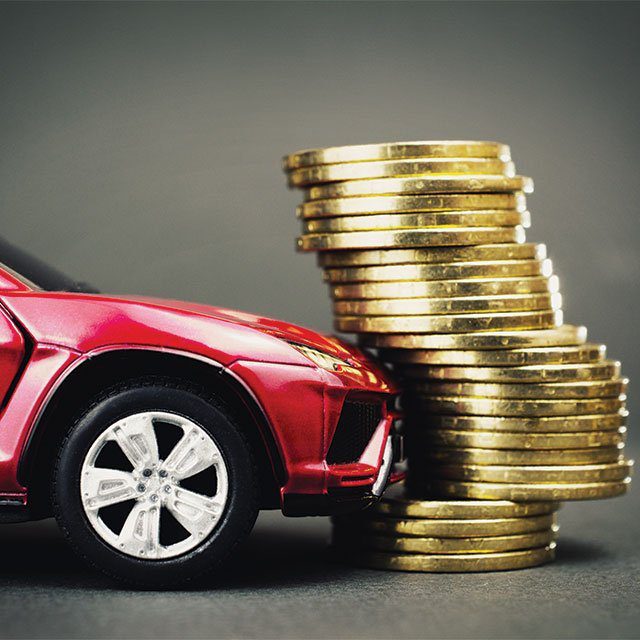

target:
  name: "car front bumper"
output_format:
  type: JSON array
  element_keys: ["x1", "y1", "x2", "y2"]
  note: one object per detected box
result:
[{"x1": 282, "y1": 431, "x2": 405, "y2": 516}]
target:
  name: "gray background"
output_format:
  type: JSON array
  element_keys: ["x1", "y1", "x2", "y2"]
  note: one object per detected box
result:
[{"x1": 0, "y1": 1, "x2": 638, "y2": 638}]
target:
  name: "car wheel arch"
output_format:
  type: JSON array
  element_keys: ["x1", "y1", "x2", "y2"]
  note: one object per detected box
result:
[{"x1": 20, "y1": 347, "x2": 285, "y2": 515}]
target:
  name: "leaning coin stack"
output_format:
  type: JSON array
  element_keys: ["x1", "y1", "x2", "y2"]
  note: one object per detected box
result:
[{"x1": 283, "y1": 140, "x2": 632, "y2": 572}]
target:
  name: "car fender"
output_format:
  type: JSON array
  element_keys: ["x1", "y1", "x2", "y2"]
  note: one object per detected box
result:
[{"x1": 12, "y1": 343, "x2": 288, "y2": 496}]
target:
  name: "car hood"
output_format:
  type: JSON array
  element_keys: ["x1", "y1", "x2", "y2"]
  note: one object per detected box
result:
[
  {"x1": 1, "y1": 289, "x2": 385, "y2": 372},
  {"x1": 100, "y1": 294, "x2": 366, "y2": 361}
]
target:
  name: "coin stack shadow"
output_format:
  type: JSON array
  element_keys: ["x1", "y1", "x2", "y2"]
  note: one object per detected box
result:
[{"x1": 283, "y1": 141, "x2": 632, "y2": 572}]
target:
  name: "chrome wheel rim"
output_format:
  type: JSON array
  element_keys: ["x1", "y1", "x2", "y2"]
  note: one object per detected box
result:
[{"x1": 80, "y1": 411, "x2": 229, "y2": 560}]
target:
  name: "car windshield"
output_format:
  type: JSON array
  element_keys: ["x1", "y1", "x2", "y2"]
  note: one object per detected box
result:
[{"x1": 0, "y1": 236, "x2": 98, "y2": 293}]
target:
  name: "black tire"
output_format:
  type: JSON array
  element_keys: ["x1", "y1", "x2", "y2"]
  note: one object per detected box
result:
[{"x1": 52, "y1": 377, "x2": 259, "y2": 587}]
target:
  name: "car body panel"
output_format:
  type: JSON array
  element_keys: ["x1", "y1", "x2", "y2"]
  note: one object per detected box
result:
[
  {"x1": 0, "y1": 291, "x2": 373, "y2": 366},
  {"x1": 0, "y1": 306, "x2": 26, "y2": 406},
  {"x1": 0, "y1": 344, "x2": 78, "y2": 495}
]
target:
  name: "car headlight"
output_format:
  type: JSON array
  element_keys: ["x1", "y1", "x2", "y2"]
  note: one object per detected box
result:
[{"x1": 288, "y1": 342, "x2": 354, "y2": 371}]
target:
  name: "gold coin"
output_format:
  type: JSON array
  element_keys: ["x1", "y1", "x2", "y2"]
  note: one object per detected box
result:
[
  {"x1": 289, "y1": 159, "x2": 515, "y2": 187},
  {"x1": 411, "y1": 428, "x2": 626, "y2": 450},
  {"x1": 399, "y1": 360, "x2": 620, "y2": 383},
  {"x1": 408, "y1": 395, "x2": 625, "y2": 417},
  {"x1": 426, "y1": 460, "x2": 633, "y2": 484},
  {"x1": 379, "y1": 343, "x2": 605, "y2": 366},
  {"x1": 334, "y1": 530, "x2": 558, "y2": 555},
  {"x1": 284, "y1": 140, "x2": 512, "y2": 169},
  {"x1": 307, "y1": 175, "x2": 533, "y2": 199},
  {"x1": 421, "y1": 446, "x2": 623, "y2": 466},
  {"x1": 411, "y1": 378, "x2": 627, "y2": 400},
  {"x1": 371, "y1": 496, "x2": 558, "y2": 519},
  {"x1": 409, "y1": 412, "x2": 626, "y2": 433},
  {"x1": 318, "y1": 242, "x2": 546, "y2": 267},
  {"x1": 341, "y1": 546, "x2": 555, "y2": 572},
  {"x1": 358, "y1": 325, "x2": 587, "y2": 349},
  {"x1": 339, "y1": 513, "x2": 556, "y2": 538},
  {"x1": 335, "y1": 310, "x2": 561, "y2": 334},
  {"x1": 297, "y1": 226, "x2": 525, "y2": 251},
  {"x1": 324, "y1": 259, "x2": 551, "y2": 283},
  {"x1": 424, "y1": 478, "x2": 631, "y2": 501},
  {"x1": 298, "y1": 194, "x2": 522, "y2": 217},
  {"x1": 304, "y1": 210, "x2": 529, "y2": 233},
  {"x1": 332, "y1": 275, "x2": 559, "y2": 300},
  {"x1": 334, "y1": 293, "x2": 560, "y2": 316}
]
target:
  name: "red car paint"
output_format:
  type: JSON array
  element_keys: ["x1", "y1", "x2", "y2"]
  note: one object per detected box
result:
[{"x1": 0, "y1": 270, "x2": 399, "y2": 509}]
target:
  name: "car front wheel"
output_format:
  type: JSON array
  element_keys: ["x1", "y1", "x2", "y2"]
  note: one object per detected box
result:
[{"x1": 53, "y1": 378, "x2": 258, "y2": 587}]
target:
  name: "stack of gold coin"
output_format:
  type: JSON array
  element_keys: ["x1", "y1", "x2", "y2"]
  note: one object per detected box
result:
[
  {"x1": 283, "y1": 140, "x2": 632, "y2": 572},
  {"x1": 390, "y1": 345, "x2": 630, "y2": 502},
  {"x1": 331, "y1": 493, "x2": 558, "y2": 572},
  {"x1": 287, "y1": 141, "x2": 528, "y2": 254}
]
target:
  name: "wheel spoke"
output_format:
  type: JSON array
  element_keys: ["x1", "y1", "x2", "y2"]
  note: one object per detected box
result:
[
  {"x1": 165, "y1": 487, "x2": 224, "y2": 536},
  {"x1": 82, "y1": 467, "x2": 138, "y2": 510},
  {"x1": 163, "y1": 428, "x2": 219, "y2": 480},
  {"x1": 117, "y1": 501, "x2": 161, "y2": 557},
  {"x1": 111, "y1": 413, "x2": 159, "y2": 469}
]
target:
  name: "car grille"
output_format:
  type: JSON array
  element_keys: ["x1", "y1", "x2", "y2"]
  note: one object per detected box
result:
[{"x1": 326, "y1": 399, "x2": 383, "y2": 464}]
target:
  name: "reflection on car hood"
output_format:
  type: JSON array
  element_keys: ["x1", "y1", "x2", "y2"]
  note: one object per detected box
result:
[{"x1": 120, "y1": 295, "x2": 365, "y2": 361}]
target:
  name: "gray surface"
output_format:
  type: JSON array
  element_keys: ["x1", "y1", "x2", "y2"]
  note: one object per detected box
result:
[
  {"x1": 0, "y1": 492, "x2": 638, "y2": 639},
  {"x1": 0, "y1": 1, "x2": 638, "y2": 638}
]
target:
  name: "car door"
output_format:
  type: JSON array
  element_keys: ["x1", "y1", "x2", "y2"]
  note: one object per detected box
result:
[{"x1": 0, "y1": 304, "x2": 25, "y2": 406}]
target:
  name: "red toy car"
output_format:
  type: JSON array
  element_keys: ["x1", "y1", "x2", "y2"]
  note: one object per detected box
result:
[{"x1": 0, "y1": 238, "x2": 402, "y2": 585}]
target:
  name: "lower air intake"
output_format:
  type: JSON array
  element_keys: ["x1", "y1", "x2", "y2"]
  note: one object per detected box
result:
[{"x1": 326, "y1": 400, "x2": 383, "y2": 464}]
